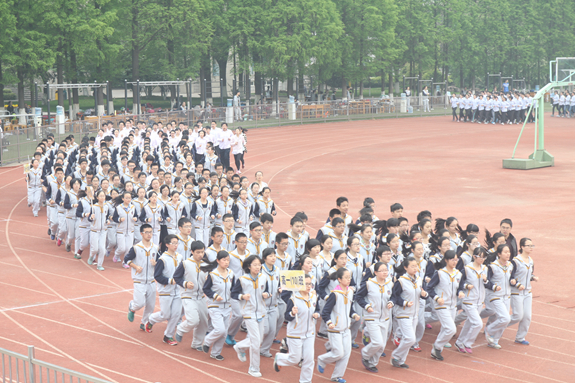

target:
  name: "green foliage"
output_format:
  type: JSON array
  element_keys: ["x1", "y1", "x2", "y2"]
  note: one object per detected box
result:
[{"x1": 1, "y1": 0, "x2": 574, "y2": 103}]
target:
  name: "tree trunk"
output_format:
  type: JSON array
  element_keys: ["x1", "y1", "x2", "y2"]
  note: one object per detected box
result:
[
  {"x1": 254, "y1": 54, "x2": 262, "y2": 103},
  {"x1": 17, "y1": 68, "x2": 26, "y2": 125},
  {"x1": 381, "y1": 69, "x2": 385, "y2": 92},
  {"x1": 131, "y1": 0, "x2": 140, "y2": 112},
  {"x1": 0, "y1": 60, "x2": 4, "y2": 112},
  {"x1": 341, "y1": 77, "x2": 347, "y2": 100},
  {"x1": 216, "y1": 57, "x2": 228, "y2": 105},
  {"x1": 287, "y1": 75, "x2": 293, "y2": 97},
  {"x1": 70, "y1": 50, "x2": 80, "y2": 119},
  {"x1": 57, "y1": 38, "x2": 64, "y2": 107}
]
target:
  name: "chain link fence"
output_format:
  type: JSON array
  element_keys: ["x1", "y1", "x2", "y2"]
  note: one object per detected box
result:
[{"x1": 0, "y1": 95, "x2": 451, "y2": 167}]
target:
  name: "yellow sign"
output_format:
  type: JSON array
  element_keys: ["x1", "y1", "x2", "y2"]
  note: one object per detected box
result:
[
  {"x1": 23, "y1": 163, "x2": 31, "y2": 174},
  {"x1": 279, "y1": 270, "x2": 305, "y2": 292}
]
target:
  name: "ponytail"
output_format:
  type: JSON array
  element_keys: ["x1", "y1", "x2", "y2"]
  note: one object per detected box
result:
[
  {"x1": 200, "y1": 250, "x2": 229, "y2": 272},
  {"x1": 328, "y1": 266, "x2": 348, "y2": 281},
  {"x1": 434, "y1": 249, "x2": 457, "y2": 270},
  {"x1": 330, "y1": 249, "x2": 346, "y2": 267}
]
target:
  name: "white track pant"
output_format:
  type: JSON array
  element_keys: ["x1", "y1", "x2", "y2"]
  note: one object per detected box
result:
[
  {"x1": 414, "y1": 298, "x2": 426, "y2": 348},
  {"x1": 456, "y1": 302, "x2": 483, "y2": 347},
  {"x1": 89, "y1": 230, "x2": 107, "y2": 267},
  {"x1": 235, "y1": 318, "x2": 264, "y2": 373},
  {"x1": 177, "y1": 297, "x2": 208, "y2": 348},
  {"x1": 275, "y1": 300, "x2": 286, "y2": 338},
  {"x1": 134, "y1": 225, "x2": 142, "y2": 243},
  {"x1": 106, "y1": 226, "x2": 117, "y2": 254},
  {"x1": 57, "y1": 212, "x2": 67, "y2": 240},
  {"x1": 433, "y1": 307, "x2": 457, "y2": 352},
  {"x1": 508, "y1": 294, "x2": 532, "y2": 342},
  {"x1": 482, "y1": 296, "x2": 511, "y2": 342},
  {"x1": 66, "y1": 218, "x2": 77, "y2": 248},
  {"x1": 391, "y1": 316, "x2": 416, "y2": 364},
  {"x1": 116, "y1": 232, "x2": 135, "y2": 262},
  {"x1": 130, "y1": 282, "x2": 157, "y2": 324},
  {"x1": 317, "y1": 329, "x2": 351, "y2": 380},
  {"x1": 76, "y1": 226, "x2": 90, "y2": 254},
  {"x1": 227, "y1": 299, "x2": 243, "y2": 338},
  {"x1": 149, "y1": 294, "x2": 182, "y2": 338},
  {"x1": 261, "y1": 306, "x2": 279, "y2": 355},
  {"x1": 195, "y1": 227, "x2": 210, "y2": 246},
  {"x1": 277, "y1": 336, "x2": 315, "y2": 383},
  {"x1": 204, "y1": 307, "x2": 231, "y2": 357},
  {"x1": 28, "y1": 187, "x2": 42, "y2": 215},
  {"x1": 362, "y1": 319, "x2": 390, "y2": 367}
]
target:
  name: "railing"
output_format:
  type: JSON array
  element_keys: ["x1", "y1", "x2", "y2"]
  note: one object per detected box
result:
[
  {"x1": 1, "y1": 346, "x2": 112, "y2": 383},
  {"x1": 0, "y1": 96, "x2": 451, "y2": 167}
]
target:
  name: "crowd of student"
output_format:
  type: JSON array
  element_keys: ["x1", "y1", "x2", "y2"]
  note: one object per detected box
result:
[
  {"x1": 450, "y1": 91, "x2": 538, "y2": 124},
  {"x1": 24, "y1": 123, "x2": 537, "y2": 382}
]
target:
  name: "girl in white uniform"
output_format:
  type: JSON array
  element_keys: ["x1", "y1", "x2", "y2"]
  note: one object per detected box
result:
[
  {"x1": 202, "y1": 250, "x2": 236, "y2": 361},
  {"x1": 190, "y1": 187, "x2": 217, "y2": 244},
  {"x1": 27, "y1": 159, "x2": 43, "y2": 217},
  {"x1": 426, "y1": 250, "x2": 464, "y2": 361},
  {"x1": 132, "y1": 187, "x2": 147, "y2": 243},
  {"x1": 508, "y1": 238, "x2": 538, "y2": 345},
  {"x1": 317, "y1": 268, "x2": 360, "y2": 383},
  {"x1": 260, "y1": 248, "x2": 281, "y2": 358},
  {"x1": 174, "y1": 240, "x2": 209, "y2": 350},
  {"x1": 454, "y1": 247, "x2": 492, "y2": 353},
  {"x1": 87, "y1": 190, "x2": 110, "y2": 271},
  {"x1": 390, "y1": 257, "x2": 429, "y2": 368},
  {"x1": 112, "y1": 191, "x2": 137, "y2": 264},
  {"x1": 356, "y1": 262, "x2": 393, "y2": 373},
  {"x1": 74, "y1": 188, "x2": 92, "y2": 260},
  {"x1": 274, "y1": 274, "x2": 320, "y2": 383},
  {"x1": 63, "y1": 179, "x2": 81, "y2": 253},
  {"x1": 231, "y1": 255, "x2": 269, "y2": 377},
  {"x1": 481, "y1": 243, "x2": 513, "y2": 349},
  {"x1": 140, "y1": 191, "x2": 163, "y2": 246},
  {"x1": 232, "y1": 189, "x2": 254, "y2": 234},
  {"x1": 164, "y1": 191, "x2": 188, "y2": 235}
]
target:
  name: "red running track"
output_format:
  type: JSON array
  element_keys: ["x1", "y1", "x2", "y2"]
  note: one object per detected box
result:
[{"x1": 0, "y1": 113, "x2": 574, "y2": 383}]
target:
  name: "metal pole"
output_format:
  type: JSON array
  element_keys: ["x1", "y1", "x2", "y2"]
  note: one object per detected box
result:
[
  {"x1": 220, "y1": 78, "x2": 223, "y2": 107},
  {"x1": 28, "y1": 346, "x2": 35, "y2": 383},
  {"x1": 124, "y1": 79, "x2": 128, "y2": 112},
  {"x1": 176, "y1": 78, "x2": 180, "y2": 109},
  {"x1": 47, "y1": 82, "x2": 51, "y2": 126},
  {"x1": 402, "y1": 76, "x2": 405, "y2": 92},
  {"x1": 33, "y1": 82, "x2": 37, "y2": 109}
]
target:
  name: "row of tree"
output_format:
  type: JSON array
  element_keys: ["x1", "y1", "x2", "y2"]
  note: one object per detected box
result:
[{"x1": 1, "y1": 0, "x2": 574, "y2": 113}]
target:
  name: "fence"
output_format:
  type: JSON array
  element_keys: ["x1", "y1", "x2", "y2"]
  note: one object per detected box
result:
[
  {"x1": 0, "y1": 95, "x2": 451, "y2": 167},
  {"x1": 1, "y1": 345, "x2": 112, "y2": 383}
]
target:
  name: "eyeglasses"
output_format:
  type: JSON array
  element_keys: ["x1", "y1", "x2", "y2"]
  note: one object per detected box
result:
[
  {"x1": 142, "y1": 231, "x2": 153, "y2": 235},
  {"x1": 305, "y1": 283, "x2": 313, "y2": 286},
  {"x1": 525, "y1": 244, "x2": 535, "y2": 248}
]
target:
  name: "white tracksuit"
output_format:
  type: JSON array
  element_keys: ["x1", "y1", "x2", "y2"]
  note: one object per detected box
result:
[
  {"x1": 508, "y1": 256, "x2": 534, "y2": 342},
  {"x1": 124, "y1": 242, "x2": 159, "y2": 324},
  {"x1": 149, "y1": 252, "x2": 184, "y2": 338}
]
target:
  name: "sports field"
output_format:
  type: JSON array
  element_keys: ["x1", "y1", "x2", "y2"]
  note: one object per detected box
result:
[{"x1": 0, "y1": 113, "x2": 573, "y2": 383}]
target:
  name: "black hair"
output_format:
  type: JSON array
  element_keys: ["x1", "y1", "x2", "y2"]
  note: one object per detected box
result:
[
  {"x1": 518, "y1": 237, "x2": 532, "y2": 254},
  {"x1": 374, "y1": 245, "x2": 391, "y2": 263},
  {"x1": 290, "y1": 216, "x2": 303, "y2": 226},
  {"x1": 295, "y1": 211, "x2": 308, "y2": 221},
  {"x1": 260, "y1": 213, "x2": 273, "y2": 224},
  {"x1": 484, "y1": 229, "x2": 505, "y2": 249},
  {"x1": 304, "y1": 239, "x2": 321, "y2": 253},
  {"x1": 113, "y1": 190, "x2": 132, "y2": 206},
  {"x1": 329, "y1": 208, "x2": 341, "y2": 219},
  {"x1": 500, "y1": 218, "x2": 513, "y2": 228},
  {"x1": 336, "y1": 196, "x2": 348, "y2": 207},
  {"x1": 330, "y1": 249, "x2": 347, "y2": 267},
  {"x1": 164, "y1": 234, "x2": 179, "y2": 245},
  {"x1": 435, "y1": 217, "x2": 461, "y2": 234},
  {"x1": 390, "y1": 203, "x2": 403, "y2": 212},
  {"x1": 235, "y1": 232, "x2": 248, "y2": 242},
  {"x1": 331, "y1": 217, "x2": 344, "y2": 227},
  {"x1": 328, "y1": 266, "x2": 350, "y2": 281},
  {"x1": 211, "y1": 226, "x2": 224, "y2": 237},
  {"x1": 178, "y1": 217, "x2": 191, "y2": 227},
  {"x1": 435, "y1": 249, "x2": 457, "y2": 270},
  {"x1": 140, "y1": 223, "x2": 152, "y2": 233},
  {"x1": 457, "y1": 235, "x2": 478, "y2": 257},
  {"x1": 394, "y1": 256, "x2": 417, "y2": 277},
  {"x1": 485, "y1": 243, "x2": 510, "y2": 265},
  {"x1": 242, "y1": 254, "x2": 261, "y2": 274},
  {"x1": 363, "y1": 197, "x2": 375, "y2": 207},
  {"x1": 249, "y1": 221, "x2": 262, "y2": 231},
  {"x1": 460, "y1": 223, "x2": 480, "y2": 241},
  {"x1": 261, "y1": 248, "x2": 275, "y2": 263},
  {"x1": 200, "y1": 250, "x2": 230, "y2": 272},
  {"x1": 373, "y1": 261, "x2": 387, "y2": 274}
]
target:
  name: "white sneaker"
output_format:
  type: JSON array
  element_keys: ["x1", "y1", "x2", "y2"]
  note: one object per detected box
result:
[
  {"x1": 485, "y1": 332, "x2": 495, "y2": 345},
  {"x1": 488, "y1": 343, "x2": 501, "y2": 349},
  {"x1": 234, "y1": 344, "x2": 246, "y2": 362},
  {"x1": 248, "y1": 370, "x2": 262, "y2": 378}
]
